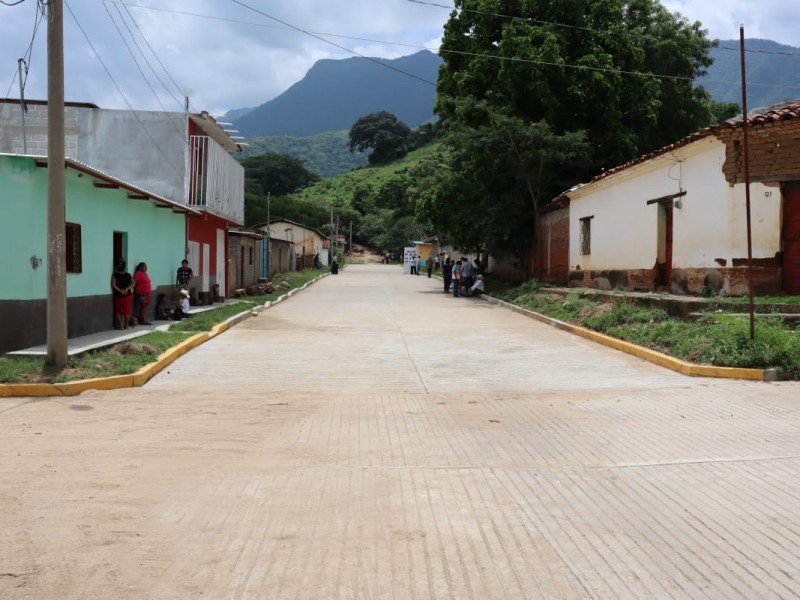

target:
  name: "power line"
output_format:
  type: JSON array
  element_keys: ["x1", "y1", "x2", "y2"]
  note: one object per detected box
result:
[
  {"x1": 109, "y1": 0, "x2": 800, "y2": 95},
  {"x1": 117, "y1": 1, "x2": 192, "y2": 112},
  {"x1": 406, "y1": 0, "x2": 800, "y2": 59},
  {"x1": 64, "y1": 0, "x2": 185, "y2": 180},
  {"x1": 229, "y1": 0, "x2": 435, "y2": 86},
  {"x1": 0, "y1": 0, "x2": 45, "y2": 120}
]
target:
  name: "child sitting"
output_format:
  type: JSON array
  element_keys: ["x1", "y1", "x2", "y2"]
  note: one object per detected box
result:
[
  {"x1": 154, "y1": 293, "x2": 170, "y2": 320},
  {"x1": 172, "y1": 289, "x2": 191, "y2": 321}
]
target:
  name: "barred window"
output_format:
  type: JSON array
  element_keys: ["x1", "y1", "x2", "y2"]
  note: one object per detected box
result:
[
  {"x1": 579, "y1": 216, "x2": 593, "y2": 256},
  {"x1": 65, "y1": 222, "x2": 82, "y2": 273}
]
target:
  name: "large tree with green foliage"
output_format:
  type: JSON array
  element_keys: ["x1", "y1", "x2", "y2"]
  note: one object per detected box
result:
[
  {"x1": 348, "y1": 111, "x2": 412, "y2": 165},
  {"x1": 437, "y1": 0, "x2": 726, "y2": 169},
  {"x1": 426, "y1": 0, "x2": 734, "y2": 262}
]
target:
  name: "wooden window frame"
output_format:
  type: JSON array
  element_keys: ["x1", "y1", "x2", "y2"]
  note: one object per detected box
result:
[{"x1": 65, "y1": 222, "x2": 82, "y2": 273}]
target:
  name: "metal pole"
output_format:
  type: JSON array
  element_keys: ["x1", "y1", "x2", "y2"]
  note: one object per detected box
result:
[
  {"x1": 266, "y1": 192, "x2": 270, "y2": 277},
  {"x1": 47, "y1": 0, "x2": 68, "y2": 365},
  {"x1": 17, "y1": 58, "x2": 28, "y2": 154},
  {"x1": 349, "y1": 221, "x2": 352, "y2": 257},
  {"x1": 739, "y1": 26, "x2": 755, "y2": 341}
]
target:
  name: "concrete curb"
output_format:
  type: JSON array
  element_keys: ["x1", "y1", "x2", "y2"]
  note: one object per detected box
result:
[
  {"x1": 483, "y1": 295, "x2": 768, "y2": 381},
  {"x1": 0, "y1": 273, "x2": 331, "y2": 398}
]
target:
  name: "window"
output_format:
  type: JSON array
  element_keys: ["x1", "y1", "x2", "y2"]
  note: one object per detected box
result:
[
  {"x1": 65, "y1": 222, "x2": 82, "y2": 273},
  {"x1": 579, "y1": 216, "x2": 593, "y2": 256},
  {"x1": 249, "y1": 246, "x2": 253, "y2": 265}
]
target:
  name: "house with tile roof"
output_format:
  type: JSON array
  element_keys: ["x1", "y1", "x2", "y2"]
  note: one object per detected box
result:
[
  {"x1": 539, "y1": 100, "x2": 800, "y2": 295},
  {"x1": 0, "y1": 154, "x2": 199, "y2": 354}
]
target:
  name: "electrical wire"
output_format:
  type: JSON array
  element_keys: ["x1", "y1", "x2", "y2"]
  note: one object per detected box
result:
[
  {"x1": 100, "y1": 0, "x2": 188, "y2": 141},
  {"x1": 117, "y1": 0, "x2": 191, "y2": 111},
  {"x1": 0, "y1": 0, "x2": 45, "y2": 120},
  {"x1": 229, "y1": 0, "x2": 435, "y2": 87},
  {"x1": 0, "y1": 0, "x2": 28, "y2": 6},
  {"x1": 108, "y1": 0, "x2": 800, "y2": 95},
  {"x1": 64, "y1": 0, "x2": 185, "y2": 181},
  {"x1": 406, "y1": 0, "x2": 800, "y2": 58}
]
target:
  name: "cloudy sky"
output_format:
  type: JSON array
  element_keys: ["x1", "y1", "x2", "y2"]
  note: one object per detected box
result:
[{"x1": 0, "y1": 0, "x2": 797, "y2": 117}]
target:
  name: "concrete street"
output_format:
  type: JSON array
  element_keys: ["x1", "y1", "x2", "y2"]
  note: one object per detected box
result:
[{"x1": 1, "y1": 264, "x2": 799, "y2": 599}]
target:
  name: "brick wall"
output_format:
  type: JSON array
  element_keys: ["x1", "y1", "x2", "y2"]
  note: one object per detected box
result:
[
  {"x1": 535, "y1": 207, "x2": 569, "y2": 283},
  {"x1": 718, "y1": 118, "x2": 800, "y2": 184}
]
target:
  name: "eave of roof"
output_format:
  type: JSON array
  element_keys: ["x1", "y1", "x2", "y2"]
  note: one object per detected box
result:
[
  {"x1": 190, "y1": 112, "x2": 242, "y2": 153},
  {"x1": 24, "y1": 155, "x2": 201, "y2": 216}
]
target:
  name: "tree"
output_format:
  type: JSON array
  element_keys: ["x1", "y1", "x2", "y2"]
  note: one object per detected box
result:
[
  {"x1": 426, "y1": 0, "x2": 730, "y2": 266},
  {"x1": 436, "y1": 0, "x2": 724, "y2": 171},
  {"x1": 242, "y1": 152, "x2": 320, "y2": 197},
  {"x1": 417, "y1": 102, "x2": 590, "y2": 262},
  {"x1": 348, "y1": 111, "x2": 412, "y2": 165}
]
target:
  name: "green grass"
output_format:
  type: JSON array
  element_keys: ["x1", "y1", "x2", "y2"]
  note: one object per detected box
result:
[
  {"x1": 492, "y1": 285, "x2": 800, "y2": 379},
  {"x1": 0, "y1": 269, "x2": 329, "y2": 384},
  {"x1": 0, "y1": 331, "x2": 194, "y2": 384}
]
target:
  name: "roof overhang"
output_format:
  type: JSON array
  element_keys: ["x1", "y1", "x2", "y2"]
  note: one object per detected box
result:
[
  {"x1": 31, "y1": 156, "x2": 201, "y2": 217},
  {"x1": 189, "y1": 112, "x2": 242, "y2": 152}
]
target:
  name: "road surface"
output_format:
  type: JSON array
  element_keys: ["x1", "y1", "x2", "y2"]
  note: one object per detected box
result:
[{"x1": 2, "y1": 264, "x2": 799, "y2": 599}]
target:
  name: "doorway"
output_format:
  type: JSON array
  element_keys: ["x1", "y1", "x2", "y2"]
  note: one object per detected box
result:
[
  {"x1": 656, "y1": 202, "x2": 673, "y2": 289},
  {"x1": 113, "y1": 231, "x2": 127, "y2": 269},
  {"x1": 783, "y1": 187, "x2": 800, "y2": 294}
]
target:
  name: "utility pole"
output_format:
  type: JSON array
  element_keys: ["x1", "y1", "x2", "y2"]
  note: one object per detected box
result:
[
  {"x1": 47, "y1": 0, "x2": 68, "y2": 366},
  {"x1": 739, "y1": 26, "x2": 756, "y2": 341},
  {"x1": 17, "y1": 58, "x2": 28, "y2": 154},
  {"x1": 265, "y1": 192, "x2": 270, "y2": 278}
]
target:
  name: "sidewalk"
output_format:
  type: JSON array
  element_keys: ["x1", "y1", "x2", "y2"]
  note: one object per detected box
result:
[{"x1": 7, "y1": 305, "x2": 220, "y2": 357}]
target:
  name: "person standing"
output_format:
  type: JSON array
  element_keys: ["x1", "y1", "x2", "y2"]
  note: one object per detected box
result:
[
  {"x1": 410, "y1": 255, "x2": 417, "y2": 275},
  {"x1": 176, "y1": 259, "x2": 193, "y2": 291},
  {"x1": 452, "y1": 260, "x2": 462, "y2": 297},
  {"x1": 461, "y1": 256, "x2": 474, "y2": 294},
  {"x1": 442, "y1": 258, "x2": 452, "y2": 293},
  {"x1": 111, "y1": 260, "x2": 134, "y2": 330},
  {"x1": 132, "y1": 262, "x2": 153, "y2": 325},
  {"x1": 426, "y1": 256, "x2": 434, "y2": 278}
]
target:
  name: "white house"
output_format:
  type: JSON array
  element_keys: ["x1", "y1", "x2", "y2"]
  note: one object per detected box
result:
[{"x1": 557, "y1": 100, "x2": 800, "y2": 295}]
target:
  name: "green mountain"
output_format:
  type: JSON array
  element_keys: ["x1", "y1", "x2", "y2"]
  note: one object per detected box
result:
[
  {"x1": 234, "y1": 50, "x2": 441, "y2": 138},
  {"x1": 703, "y1": 39, "x2": 800, "y2": 109},
  {"x1": 234, "y1": 41, "x2": 800, "y2": 180}
]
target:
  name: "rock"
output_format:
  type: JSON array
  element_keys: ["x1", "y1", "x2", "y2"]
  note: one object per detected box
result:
[{"x1": 112, "y1": 342, "x2": 157, "y2": 356}]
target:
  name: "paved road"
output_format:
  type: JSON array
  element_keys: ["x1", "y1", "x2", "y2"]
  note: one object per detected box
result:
[{"x1": 2, "y1": 264, "x2": 799, "y2": 599}]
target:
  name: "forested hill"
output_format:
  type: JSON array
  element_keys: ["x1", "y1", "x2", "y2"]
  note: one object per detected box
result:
[
  {"x1": 234, "y1": 51, "x2": 442, "y2": 138},
  {"x1": 703, "y1": 39, "x2": 800, "y2": 109}
]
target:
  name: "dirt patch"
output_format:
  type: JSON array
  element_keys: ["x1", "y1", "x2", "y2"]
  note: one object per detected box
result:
[
  {"x1": 111, "y1": 342, "x2": 157, "y2": 356},
  {"x1": 578, "y1": 302, "x2": 615, "y2": 321}
]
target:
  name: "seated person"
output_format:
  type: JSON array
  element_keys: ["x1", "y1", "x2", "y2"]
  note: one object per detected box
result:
[
  {"x1": 172, "y1": 289, "x2": 192, "y2": 321},
  {"x1": 154, "y1": 293, "x2": 171, "y2": 320},
  {"x1": 469, "y1": 274, "x2": 485, "y2": 296}
]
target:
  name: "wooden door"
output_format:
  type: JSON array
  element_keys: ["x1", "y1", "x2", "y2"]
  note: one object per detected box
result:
[
  {"x1": 783, "y1": 188, "x2": 800, "y2": 294},
  {"x1": 657, "y1": 202, "x2": 673, "y2": 288}
]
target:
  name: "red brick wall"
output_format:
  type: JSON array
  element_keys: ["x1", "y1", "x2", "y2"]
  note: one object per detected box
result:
[
  {"x1": 535, "y1": 207, "x2": 569, "y2": 283},
  {"x1": 718, "y1": 118, "x2": 800, "y2": 184}
]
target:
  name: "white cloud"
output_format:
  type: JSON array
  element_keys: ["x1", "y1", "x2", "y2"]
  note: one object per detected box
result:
[{"x1": 0, "y1": 0, "x2": 795, "y2": 116}]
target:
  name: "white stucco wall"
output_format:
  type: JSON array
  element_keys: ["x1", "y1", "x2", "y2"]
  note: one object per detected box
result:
[
  {"x1": 76, "y1": 109, "x2": 188, "y2": 203},
  {"x1": 568, "y1": 136, "x2": 782, "y2": 271}
]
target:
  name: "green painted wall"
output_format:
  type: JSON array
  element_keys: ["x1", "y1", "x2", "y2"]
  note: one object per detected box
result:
[{"x1": 0, "y1": 154, "x2": 187, "y2": 301}]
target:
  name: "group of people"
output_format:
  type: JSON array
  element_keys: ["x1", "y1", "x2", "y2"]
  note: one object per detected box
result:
[
  {"x1": 440, "y1": 255, "x2": 485, "y2": 297},
  {"x1": 110, "y1": 258, "x2": 194, "y2": 329}
]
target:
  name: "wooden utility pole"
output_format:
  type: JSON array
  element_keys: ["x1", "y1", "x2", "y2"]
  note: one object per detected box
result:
[
  {"x1": 739, "y1": 26, "x2": 756, "y2": 341},
  {"x1": 47, "y1": 0, "x2": 68, "y2": 366}
]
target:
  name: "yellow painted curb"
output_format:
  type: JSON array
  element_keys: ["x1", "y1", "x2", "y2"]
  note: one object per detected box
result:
[
  {"x1": 56, "y1": 375, "x2": 135, "y2": 396},
  {"x1": 0, "y1": 383, "x2": 61, "y2": 397},
  {"x1": 486, "y1": 296, "x2": 766, "y2": 381}
]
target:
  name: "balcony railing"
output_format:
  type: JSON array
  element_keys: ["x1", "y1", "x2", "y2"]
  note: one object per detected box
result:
[{"x1": 188, "y1": 135, "x2": 244, "y2": 224}]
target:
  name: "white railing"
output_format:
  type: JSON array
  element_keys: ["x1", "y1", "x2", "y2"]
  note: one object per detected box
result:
[{"x1": 188, "y1": 135, "x2": 244, "y2": 224}]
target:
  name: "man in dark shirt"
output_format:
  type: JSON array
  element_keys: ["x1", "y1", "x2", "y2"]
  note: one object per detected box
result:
[{"x1": 176, "y1": 259, "x2": 193, "y2": 291}]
